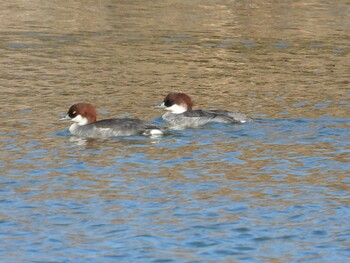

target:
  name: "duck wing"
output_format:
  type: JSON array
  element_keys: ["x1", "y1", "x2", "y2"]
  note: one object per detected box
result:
[{"x1": 184, "y1": 110, "x2": 250, "y2": 123}]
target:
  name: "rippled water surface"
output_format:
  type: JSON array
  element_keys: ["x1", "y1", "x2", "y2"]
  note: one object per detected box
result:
[{"x1": 0, "y1": 1, "x2": 349, "y2": 262}]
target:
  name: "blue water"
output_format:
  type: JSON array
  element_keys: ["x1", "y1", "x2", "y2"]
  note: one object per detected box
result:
[
  {"x1": 1, "y1": 117, "x2": 349, "y2": 262},
  {"x1": 1, "y1": 0, "x2": 349, "y2": 261}
]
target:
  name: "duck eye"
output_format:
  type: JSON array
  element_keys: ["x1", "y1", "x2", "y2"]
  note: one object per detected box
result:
[
  {"x1": 69, "y1": 110, "x2": 77, "y2": 118},
  {"x1": 164, "y1": 100, "x2": 173, "y2": 107}
]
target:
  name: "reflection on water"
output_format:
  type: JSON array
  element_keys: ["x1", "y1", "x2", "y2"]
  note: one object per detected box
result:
[{"x1": 0, "y1": 0, "x2": 349, "y2": 262}]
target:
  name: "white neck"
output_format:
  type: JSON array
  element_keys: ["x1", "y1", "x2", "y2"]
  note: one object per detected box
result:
[
  {"x1": 71, "y1": 114, "x2": 89, "y2": 125},
  {"x1": 166, "y1": 104, "x2": 187, "y2": 114}
]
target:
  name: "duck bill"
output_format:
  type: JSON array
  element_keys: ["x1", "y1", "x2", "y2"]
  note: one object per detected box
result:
[
  {"x1": 59, "y1": 115, "x2": 71, "y2": 121},
  {"x1": 154, "y1": 102, "x2": 166, "y2": 109}
]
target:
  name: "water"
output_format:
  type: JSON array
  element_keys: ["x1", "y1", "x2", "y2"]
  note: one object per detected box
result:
[{"x1": 0, "y1": 1, "x2": 349, "y2": 262}]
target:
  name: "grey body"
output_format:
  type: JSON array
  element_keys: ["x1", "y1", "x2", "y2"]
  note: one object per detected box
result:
[
  {"x1": 162, "y1": 110, "x2": 251, "y2": 128},
  {"x1": 69, "y1": 118, "x2": 160, "y2": 137}
]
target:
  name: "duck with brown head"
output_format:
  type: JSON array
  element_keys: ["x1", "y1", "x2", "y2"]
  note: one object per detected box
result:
[
  {"x1": 154, "y1": 92, "x2": 251, "y2": 129},
  {"x1": 60, "y1": 103, "x2": 163, "y2": 137}
]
